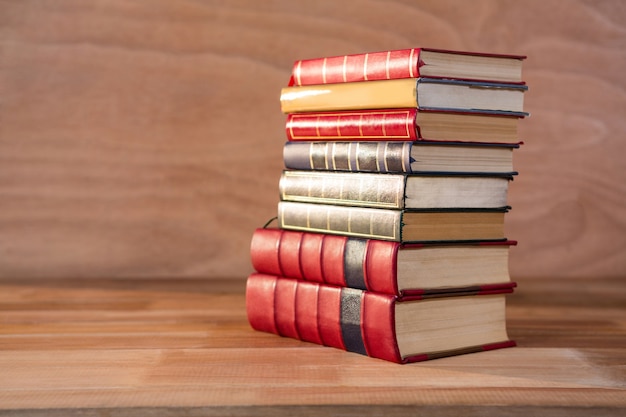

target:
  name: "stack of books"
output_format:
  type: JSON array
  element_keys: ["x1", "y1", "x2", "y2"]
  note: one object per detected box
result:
[{"x1": 246, "y1": 48, "x2": 527, "y2": 363}]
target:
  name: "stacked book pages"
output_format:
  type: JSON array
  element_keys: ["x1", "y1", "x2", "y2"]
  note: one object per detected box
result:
[{"x1": 246, "y1": 48, "x2": 528, "y2": 364}]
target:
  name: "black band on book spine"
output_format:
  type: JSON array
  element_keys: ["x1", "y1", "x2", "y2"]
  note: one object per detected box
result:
[
  {"x1": 344, "y1": 238, "x2": 367, "y2": 290},
  {"x1": 340, "y1": 288, "x2": 368, "y2": 355}
]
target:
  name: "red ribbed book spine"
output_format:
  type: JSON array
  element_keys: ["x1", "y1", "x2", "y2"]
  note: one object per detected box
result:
[
  {"x1": 290, "y1": 48, "x2": 421, "y2": 86},
  {"x1": 285, "y1": 109, "x2": 418, "y2": 141},
  {"x1": 250, "y1": 227, "x2": 398, "y2": 295},
  {"x1": 245, "y1": 272, "x2": 404, "y2": 363},
  {"x1": 245, "y1": 273, "x2": 516, "y2": 363},
  {"x1": 250, "y1": 228, "x2": 516, "y2": 297}
]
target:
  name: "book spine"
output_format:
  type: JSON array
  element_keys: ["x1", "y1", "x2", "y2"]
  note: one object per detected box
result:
[
  {"x1": 250, "y1": 228, "x2": 400, "y2": 295},
  {"x1": 290, "y1": 49, "x2": 420, "y2": 86},
  {"x1": 280, "y1": 79, "x2": 418, "y2": 114},
  {"x1": 279, "y1": 171, "x2": 407, "y2": 209},
  {"x1": 245, "y1": 273, "x2": 402, "y2": 363},
  {"x1": 285, "y1": 109, "x2": 418, "y2": 141},
  {"x1": 283, "y1": 141, "x2": 413, "y2": 173},
  {"x1": 277, "y1": 201, "x2": 403, "y2": 242}
]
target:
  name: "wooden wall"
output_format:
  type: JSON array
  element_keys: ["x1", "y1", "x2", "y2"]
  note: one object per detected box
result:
[{"x1": 1, "y1": 0, "x2": 625, "y2": 280}]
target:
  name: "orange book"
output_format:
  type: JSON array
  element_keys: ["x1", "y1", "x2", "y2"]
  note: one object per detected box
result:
[{"x1": 280, "y1": 78, "x2": 527, "y2": 115}]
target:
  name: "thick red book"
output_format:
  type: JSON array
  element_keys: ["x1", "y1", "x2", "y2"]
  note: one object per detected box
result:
[
  {"x1": 246, "y1": 273, "x2": 516, "y2": 363},
  {"x1": 288, "y1": 47, "x2": 526, "y2": 86},
  {"x1": 250, "y1": 228, "x2": 516, "y2": 296},
  {"x1": 284, "y1": 108, "x2": 522, "y2": 144}
]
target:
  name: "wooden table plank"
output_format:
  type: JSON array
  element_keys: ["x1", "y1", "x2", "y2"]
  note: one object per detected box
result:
[{"x1": 0, "y1": 278, "x2": 624, "y2": 416}]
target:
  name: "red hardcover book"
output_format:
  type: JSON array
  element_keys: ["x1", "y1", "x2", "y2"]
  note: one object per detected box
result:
[
  {"x1": 246, "y1": 273, "x2": 516, "y2": 363},
  {"x1": 286, "y1": 109, "x2": 419, "y2": 141},
  {"x1": 250, "y1": 228, "x2": 516, "y2": 296},
  {"x1": 284, "y1": 108, "x2": 522, "y2": 144},
  {"x1": 288, "y1": 48, "x2": 526, "y2": 86}
]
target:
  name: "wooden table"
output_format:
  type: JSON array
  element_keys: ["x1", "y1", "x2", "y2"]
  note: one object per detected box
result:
[{"x1": 0, "y1": 277, "x2": 624, "y2": 416}]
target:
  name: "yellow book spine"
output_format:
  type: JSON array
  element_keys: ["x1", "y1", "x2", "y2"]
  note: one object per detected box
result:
[{"x1": 280, "y1": 79, "x2": 418, "y2": 114}]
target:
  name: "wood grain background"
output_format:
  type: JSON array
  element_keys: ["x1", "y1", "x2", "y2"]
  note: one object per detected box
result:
[{"x1": 1, "y1": 0, "x2": 625, "y2": 280}]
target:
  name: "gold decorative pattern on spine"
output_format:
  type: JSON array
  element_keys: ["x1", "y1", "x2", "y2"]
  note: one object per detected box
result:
[
  {"x1": 306, "y1": 204, "x2": 311, "y2": 229},
  {"x1": 308, "y1": 143, "x2": 315, "y2": 170},
  {"x1": 347, "y1": 143, "x2": 353, "y2": 171},
  {"x1": 382, "y1": 113, "x2": 387, "y2": 137},
  {"x1": 323, "y1": 143, "x2": 329, "y2": 170},
  {"x1": 322, "y1": 57, "x2": 327, "y2": 84},
  {"x1": 401, "y1": 142, "x2": 408, "y2": 172},
  {"x1": 363, "y1": 53, "x2": 369, "y2": 81},
  {"x1": 385, "y1": 50, "x2": 391, "y2": 79},
  {"x1": 326, "y1": 208, "x2": 330, "y2": 231},
  {"x1": 295, "y1": 60, "x2": 302, "y2": 86},
  {"x1": 408, "y1": 49, "x2": 416, "y2": 78},
  {"x1": 358, "y1": 114, "x2": 364, "y2": 138},
  {"x1": 405, "y1": 111, "x2": 412, "y2": 138},
  {"x1": 288, "y1": 119, "x2": 295, "y2": 141},
  {"x1": 288, "y1": 110, "x2": 415, "y2": 140},
  {"x1": 336, "y1": 115, "x2": 341, "y2": 137},
  {"x1": 383, "y1": 142, "x2": 389, "y2": 173},
  {"x1": 315, "y1": 116, "x2": 321, "y2": 138}
]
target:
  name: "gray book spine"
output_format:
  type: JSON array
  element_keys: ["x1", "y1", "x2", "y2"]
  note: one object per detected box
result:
[
  {"x1": 277, "y1": 201, "x2": 402, "y2": 241},
  {"x1": 279, "y1": 171, "x2": 407, "y2": 209},
  {"x1": 283, "y1": 141, "x2": 412, "y2": 173}
]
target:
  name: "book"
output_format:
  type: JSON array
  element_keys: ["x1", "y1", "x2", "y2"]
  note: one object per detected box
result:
[
  {"x1": 279, "y1": 170, "x2": 512, "y2": 210},
  {"x1": 285, "y1": 108, "x2": 522, "y2": 143},
  {"x1": 250, "y1": 227, "x2": 516, "y2": 296},
  {"x1": 278, "y1": 201, "x2": 508, "y2": 243},
  {"x1": 246, "y1": 273, "x2": 516, "y2": 363},
  {"x1": 283, "y1": 141, "x2": 517, "y2": 174},
  {"x1": 288, "y1": 48, "x2": 525, "y2": 86},
  {"x1": 280, "y1": 78, "x2": 528, "y2": 115}
]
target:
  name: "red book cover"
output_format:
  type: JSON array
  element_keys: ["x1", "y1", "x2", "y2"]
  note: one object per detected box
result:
[
  {"x1": 284, "y1": 108, "x2": 523, "y2": 144},
  {"x1": 286, "y1": 109, "x2": 418, "y2": 141},
  {"x1": 250, "y1": 228, "x2": 516, "y2": 296},
  {"x1": 246, "y1": 273, "x2": 516, "y2": 364},
  {"x1": 294, "y1": 281, "x2": 323, "y2": 345},
  {"x1": 288, "y1": 48, "x2": 526, "y2": 86}
]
